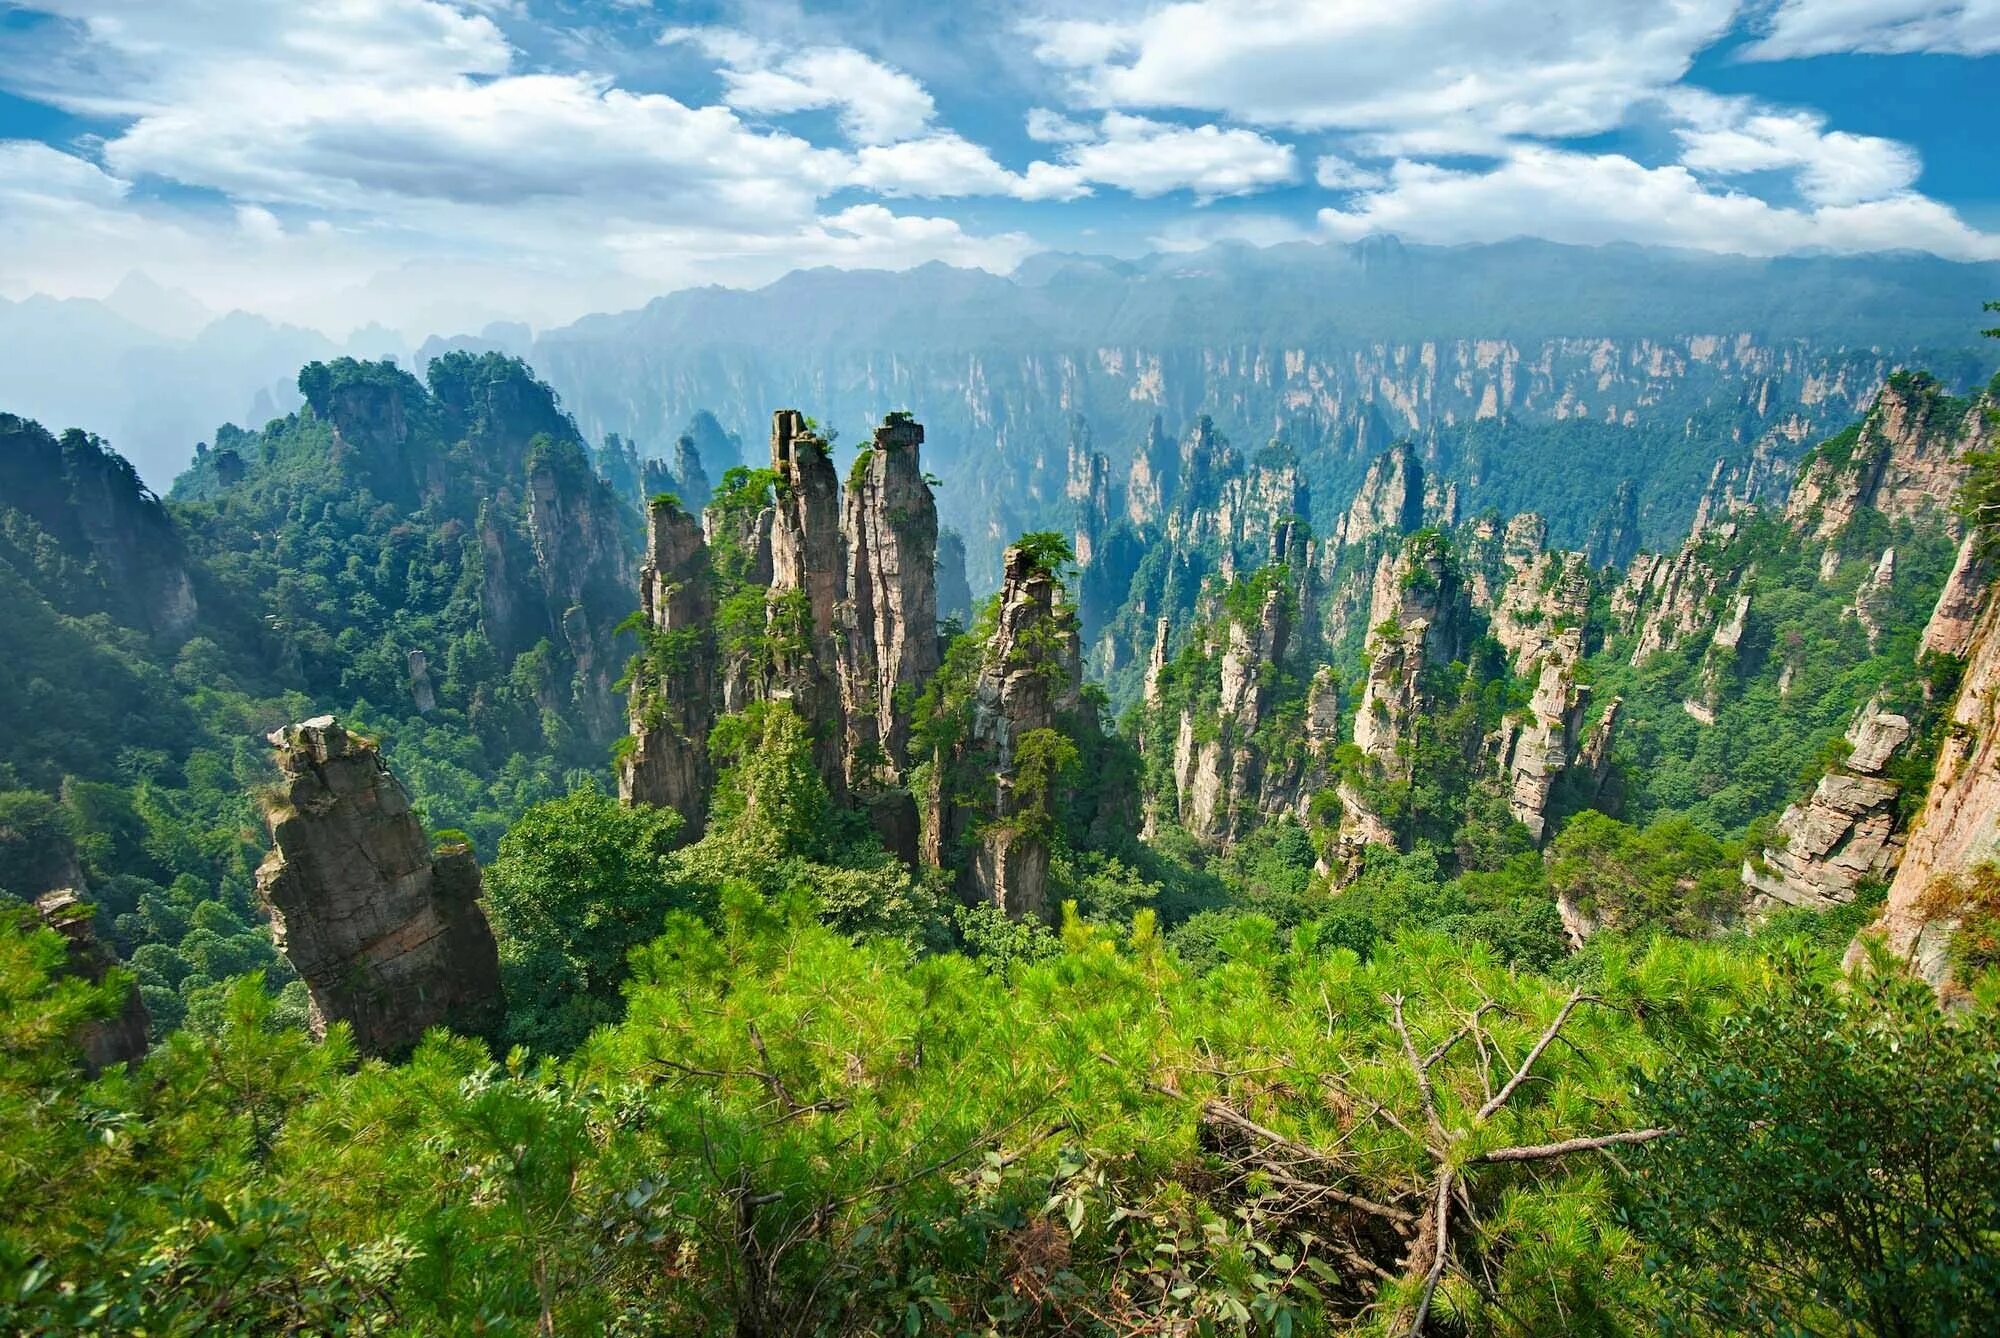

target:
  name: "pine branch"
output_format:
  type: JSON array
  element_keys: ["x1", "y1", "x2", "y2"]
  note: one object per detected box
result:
[
  {"x1": 1476, "y1": 989, "x2": 1600, "y2": 1122},
  {"x1": 1473, "y1": 1127, "x2": 1671, "y2": 1163}
]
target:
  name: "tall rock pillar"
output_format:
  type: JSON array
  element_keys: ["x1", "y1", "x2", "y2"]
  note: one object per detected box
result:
[
  {"x1": 840, "y1": 412, "x2": 940, "y2": 785},
  {"x1": 256, "y1": 717, "x2": 502, "y2": 1056},
  {"x1": 768, "y1": 410, "x2": 848, "y2": 795},
  {"x1": 618, "y1": 496, "x2": 718, "y2": 838}
]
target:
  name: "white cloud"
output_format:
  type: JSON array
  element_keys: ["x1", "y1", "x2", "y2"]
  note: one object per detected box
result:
[
  {"x1": 1025, "y1": 107, "x2": 1093, "y2": 144},
  {"x1": 662, "y1": 27, "x2": 936, "y2": 144},
  {"x1": 0, "y1": 139, "x2": 131, "y2": 211},
  {"x1": 1053, "y1": 114, "x2": 1297, "y2": 202},
  {"x1": 0, "y1": 6, "x2": 1041, "y2": 334},
  {"x1": 1028, "y1": 0, "x2": 1739, "y2": 148},
  {"x1": 1316, "y1": 145, "x2": 2000, "y2": 260},
  {"x1": 1742, "y1": 0, "x2": 2000, "y2": 59},
  {"x1": 1314, "y1": 153, "x2": 1387, "y2": 191},
  {"x1": 850, "y1": 134, "x2": 1093, "y2": 202},
  {"x1": 1671, "y1": 91, "x2": 1920, "y2": 205},
  {"x1": 604, "y1": 204, "x2": 1038, "y2": 278},
  {"x1": 9, "y1": 0, "x2": 511, "y2": 115}
]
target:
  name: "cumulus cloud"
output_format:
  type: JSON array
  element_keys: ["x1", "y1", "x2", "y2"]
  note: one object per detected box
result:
[
  {"x1": 1671, "y1": 90, "x2": 1920, "y2": 205},
  {"x1": 1741, "y1": 0, "x2": 2000, "y2": 59},
  {"x1": 1028, "y1": 0, "x2": 1738, "y2": 149},
  {"x1": 0, "y1": 3, "x2": 1046, "y2": 333},
  {"x1": 1045, "y1": 114, "x2": 1297, "y2": 202},
  {"x1": 1316, "y1": 145, "x2": 2000, "y2": 260},
  {"x1": 662, "y1": 26, "x2": 936, "y2": 144},
  {"x1": 1313, "y1": 153, "x2": 1386, "y2": 191},
  {"x1": 1025, "y1": 107, "x2": 1094, "y2": 144}
]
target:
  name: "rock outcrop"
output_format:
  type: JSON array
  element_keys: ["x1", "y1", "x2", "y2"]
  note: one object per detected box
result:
[
  {"x1": 256, "y1": 717, "x2": 502, "y2": 1056},
  {"x1": 1125, "y1": 415, "x2": 1175, "y2": 526},
  {"x1": 1464, "y1": 513, "x2": 1593, "y2": 671},
  {"x1": 1850, "y1": 533, "x2": 2000, "y2": 989},
  {"x1": 1160, "y1": 577, "x2": 1295, "y2": 842},
  {"x1": 35, "y1": 889, "x2": 149, "y2": 1072},
  {"x1": 1684, "y1": 592, "x2": 1749, "y2": 725},
  {"x1": 840, "y1": 413, "x2": 940, "y2": 786},
  {"x1": 1616, "y1": 535, "x2": 1729, "y2": 665},
  {"x1": 1744, "y1": 701, "x2": 1912, "y2": 912},
  {"x1": 1334, "y1": 443, "x2": 1425, "y2": 552},
  {"x1": 0, "y1": 414, "x2": 199, "y2": 638},
  {"x1": 1785, "y1": 372, "x2": 1994, "y2": 544},
  {"x1": 1500, "y1": 630, "x2": 1590, "y2": 843},
  {"x1": 1354, "y1": 618, "x2": 1426, "y2": 771},
  {"x1": 939, "y1": 544, "x2": 1084, "y2": 919},
  {"x1": 618, "y1": 497, "x2": 718, "y2": 837},
  {"x1": 767, "y1": 410, "x2": 849, "y2": 793}
]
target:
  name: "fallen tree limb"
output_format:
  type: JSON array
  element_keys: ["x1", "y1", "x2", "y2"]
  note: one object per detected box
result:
[{"x1": 1472, "y1": 1127, "x2": 1671, "y2": 1163}]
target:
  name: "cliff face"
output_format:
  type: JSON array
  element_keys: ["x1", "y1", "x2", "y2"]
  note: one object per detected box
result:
[
  {"x1": 840, "y1": 413, "x2": 940, "y2": 788},
  {"x1": 1785, "y1": 372, "x2": 1994, "y2": 544},
  {"x1": 0, "y1": 414, "x2": 199, "y2": 638},
  {"x1": 1499, "y1": 630, "x2": 1591, "y2": 844},
  {"x1": 767, "y1": 410, "x2": 849, "y2": 793},
  {"x1": 1462, "y1": 512, "x2": 1593, "y2": 671},
  {"x1": 1744, "y1": 701, "x2": 1913, "y2": 912},
  {"x1": 1159, "y1": 580, "x2": 1298, "y2": 842},
  {"x1": 1334, "y1": 442, "x2": 1425, "y2": 552},
  {"x1": 618, "y1": 498, "x2": 717, "y2": 837},
  {"x1": 1852, "y1": 534, "x2": 2000, "y2": 990},
  {"x1": 524, "y1": 436, "x2": 637, "y2": 742},
  {"x1": 256, "y1": 717, "x2": 502, "y2": 1056},
  {"x1": 35, "y1": 889, "x2": 149, "y2": 1073},
  {"x1": 945, "y1": 544, "x2": 1085, "y2": 919}
]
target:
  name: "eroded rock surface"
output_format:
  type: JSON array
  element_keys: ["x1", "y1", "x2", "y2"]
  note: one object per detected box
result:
[
  {"x1": 256, "y1": 717, "x2": 502, "y2": 1055},
  {"x1": 35, "y1": 889, "x2": 149, "y2": 1072},
  {"x1": 618, "y1": 497, "x2": 718, "y2": 837},
  {"x1": 1852, "y1": 537, "x2": 2000, "y2": 990},
  {"x1": 1744, "y1": 701, "x2": 1912, "y2": 912}
]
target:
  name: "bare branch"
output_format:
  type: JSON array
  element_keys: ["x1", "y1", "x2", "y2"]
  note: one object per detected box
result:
[
  {"x1": 1473, "y1": 1128, "x2": 1671, "y2": 1163},
  {"x1": 1389, "y1": 994, "x2": 1446, "y2": 1137},
  {"x1": 1476, "y1": 990, "x2": 1601, "y2": 1123},
  {"x1": 1201, "y1": 1101, "x2": 1420, "y2": 1225},
  {"x1": 1407, "y1": 1166, "x2": 1455, "y2": 1336}
]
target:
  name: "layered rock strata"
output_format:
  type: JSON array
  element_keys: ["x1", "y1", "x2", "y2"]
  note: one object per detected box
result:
[
  {"x1": 256, "y1": 717, "x2": 502, "y2": 1056},
  {"x1": 1744, "y1": 702, "x2": 1912, "y2": 912}
]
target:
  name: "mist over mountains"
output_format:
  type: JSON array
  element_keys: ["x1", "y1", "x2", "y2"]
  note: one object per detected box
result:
[{"x1": 8, "y1": 236, "x2": 1997, "y2": 584}]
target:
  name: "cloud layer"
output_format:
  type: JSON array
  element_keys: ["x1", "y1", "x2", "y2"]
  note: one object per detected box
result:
[{"x1": 0, "y1": 0, "x2": 1992, "y2": 334}]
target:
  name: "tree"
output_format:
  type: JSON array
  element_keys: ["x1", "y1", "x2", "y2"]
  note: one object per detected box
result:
[
  {"x1": 1631, "y1": 949, "x2": 2000, "y2": 1336},
  {"x1": 483, "y1": 786, "x2": 690, "y2": 1054}
]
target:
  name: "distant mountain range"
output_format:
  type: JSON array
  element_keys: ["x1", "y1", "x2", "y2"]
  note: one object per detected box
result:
[{"x1": 5, "y1": 237, "x2": 1996, "y2": 584}]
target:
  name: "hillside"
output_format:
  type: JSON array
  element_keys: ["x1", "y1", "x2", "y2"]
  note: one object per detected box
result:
[{"x1": 2, "y1": 343, "x2": 1998, "y2": 1334}]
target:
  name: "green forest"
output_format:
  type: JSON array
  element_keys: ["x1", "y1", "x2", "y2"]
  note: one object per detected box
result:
[{"x1": 2, "y1": 341, "x2": 1998, "y2": 1336}]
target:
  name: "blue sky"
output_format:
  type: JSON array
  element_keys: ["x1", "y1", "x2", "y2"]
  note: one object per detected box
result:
[{"x1": 0, "y1": 0, "x2": 1994, "y2": 337}]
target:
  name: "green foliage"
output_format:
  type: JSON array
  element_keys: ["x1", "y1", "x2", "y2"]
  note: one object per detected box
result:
[
  {"x1": 1012, "y1": 529, "x2": 1075, "y2": 579},
  {"x1": 484, "y1": 785, "x2": 689, "y2": 1054},
  {"x1": 1547, "y1": 811, "x2": 1742, "y2": 937},
  {"x1": 1633, "y1": 950, "x2": 2000, "y2": 1335},
  {"x1": 1588, "y1": 511, "x2": 1957, "y2": 838}
]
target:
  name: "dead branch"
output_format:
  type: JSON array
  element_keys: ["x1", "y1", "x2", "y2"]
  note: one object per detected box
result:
[
  {"x1": 1387, "y1": 995, "x2": 1446, "y2": 1138},
  {"x1": 1406, "y1": 1166, "x2": 1455, "y2": 1337},
  {"x1": 1476, "y1": 990, "x2": 1602, "y2": 1122},
  {"x1": 1472, "y1": 1127, "x2": 1670, "y2": 1163},
  {"x1": 1200, "y1": 1101, "x2": 1418, "y2": 1226}
]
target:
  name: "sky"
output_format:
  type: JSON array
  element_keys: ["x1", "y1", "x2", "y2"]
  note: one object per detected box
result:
[{"x1": 0, "y1": 0, "x2": 1995, "y2": 339}]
